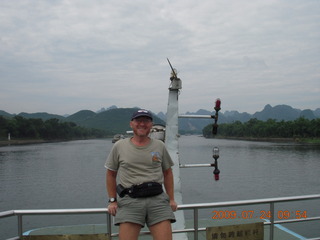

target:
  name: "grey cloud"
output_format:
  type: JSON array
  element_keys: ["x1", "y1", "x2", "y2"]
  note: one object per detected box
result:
[{"x1": 0, "y1": 0, "x2": 319, "y2": 115}]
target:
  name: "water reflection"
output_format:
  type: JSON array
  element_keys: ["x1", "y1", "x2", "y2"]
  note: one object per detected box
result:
[{"x1": 179, "y1": 136, "x2": 320, "y2": 203}]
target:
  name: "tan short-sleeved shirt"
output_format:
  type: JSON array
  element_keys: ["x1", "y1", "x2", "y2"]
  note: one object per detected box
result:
[{"x1": 105, "y1": 138, "x2": 174, "y2": 188}]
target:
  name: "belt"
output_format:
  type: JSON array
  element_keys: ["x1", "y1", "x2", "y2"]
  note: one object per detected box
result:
[{"x1": 117, "y1": 182, "x2": 163, "y2": 198}]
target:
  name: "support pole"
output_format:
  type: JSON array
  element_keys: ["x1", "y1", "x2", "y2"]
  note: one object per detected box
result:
[{"x1": 165, "y1": 80, "x2": 188, "y2": 240}]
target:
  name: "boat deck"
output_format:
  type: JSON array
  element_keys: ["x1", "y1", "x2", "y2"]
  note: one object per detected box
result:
[{"x1": 24, "y1": 219, "x2": 306, "y2": 240}]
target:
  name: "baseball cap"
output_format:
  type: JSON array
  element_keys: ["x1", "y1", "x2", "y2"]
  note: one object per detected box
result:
[{"x1": 131, "y1": 109, "x2": 153, "y2": 121}]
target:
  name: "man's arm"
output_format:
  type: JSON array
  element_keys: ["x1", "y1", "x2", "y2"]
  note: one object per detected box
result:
[
  {"x1": 163, "y1": 167, "x2": 178, "y2": 211},
  {"x1": 106, "y1": 169, "x2": 118, "y2": 216}
]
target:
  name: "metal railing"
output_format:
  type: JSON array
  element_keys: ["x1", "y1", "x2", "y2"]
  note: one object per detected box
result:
[{"x1": 1, "y1": 194, "x2": 320, "y2": 240}]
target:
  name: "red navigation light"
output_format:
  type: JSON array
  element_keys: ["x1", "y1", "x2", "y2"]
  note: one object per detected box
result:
[
  {"x1": 214, "y1": 174, "x2": 219, "y2": 181},
  {"x1": 215, "y1": 98, "x2": 221, "y2": 111},
  {"x1": 213, "y1": 168, "x2": 220, "y2": 181}
]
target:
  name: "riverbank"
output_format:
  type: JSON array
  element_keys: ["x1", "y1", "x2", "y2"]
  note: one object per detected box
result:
[
  {"x1": 208, "y1": 136, "x2": 320, "y2": 144},
  {"x1": 0, "y1": 137, "x2": 111, "y2": 147},
  {"x1": 0, "y1": 139, "x2": 54, "y2": 147},
  {"x1": 1, "y1": 136, "x2": 319, "y2": 147}
]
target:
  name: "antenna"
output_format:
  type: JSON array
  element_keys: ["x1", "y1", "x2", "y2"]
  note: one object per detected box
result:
[{"x1": 167, "y1": 58, "x2": 178, "y2": 79}]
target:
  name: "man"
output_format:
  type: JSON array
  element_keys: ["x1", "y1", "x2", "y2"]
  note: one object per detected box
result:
[{"x1": 105, "y1": 109, "x2": 177, "y2": 240}]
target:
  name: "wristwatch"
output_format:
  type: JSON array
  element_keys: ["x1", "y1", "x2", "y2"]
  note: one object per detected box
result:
[{"x1": 108, "y1": 197, "x2": 117, "y2": 203}]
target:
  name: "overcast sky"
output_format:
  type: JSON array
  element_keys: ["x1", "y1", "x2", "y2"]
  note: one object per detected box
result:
[{"x1": 1, "y1": 0, "x2": 319, "y2": 116}]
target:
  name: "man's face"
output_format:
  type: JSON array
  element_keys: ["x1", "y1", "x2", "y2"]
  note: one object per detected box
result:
[{"x1": 130, "y1": 117, "x2": 153, "y2": 137}]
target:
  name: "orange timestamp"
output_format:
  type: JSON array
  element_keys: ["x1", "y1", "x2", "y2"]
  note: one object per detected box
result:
[{"x1": 212, "y1": 210, "x2": 308, "y2": 220}]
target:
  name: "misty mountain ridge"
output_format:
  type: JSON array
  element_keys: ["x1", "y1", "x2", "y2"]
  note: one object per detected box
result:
[
  {"x1": 1, "y1": 104, "x2": 319, "y2": 134},
  {"x1": 177, "y1": 104, "x2": 319, "y2": 133}
]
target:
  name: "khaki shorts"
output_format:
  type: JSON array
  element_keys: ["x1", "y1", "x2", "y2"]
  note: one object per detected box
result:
[{"x1": 114, "y1": 192, "x2": 176, "y2": 227}]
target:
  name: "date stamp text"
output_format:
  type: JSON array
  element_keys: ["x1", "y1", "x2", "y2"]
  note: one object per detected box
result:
[{"x1": 212, "y1": 210, "x2": 308, "y2": 220}]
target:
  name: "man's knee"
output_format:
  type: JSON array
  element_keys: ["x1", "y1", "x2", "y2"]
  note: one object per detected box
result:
[
  {"x1": 119, "y1": 222, "x2": 142, "y2": 240},
  {"x1": 149, "y1": 220, "x2": 172, "y2": 240}
]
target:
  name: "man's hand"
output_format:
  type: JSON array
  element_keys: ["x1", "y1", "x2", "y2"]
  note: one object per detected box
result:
[
  {"x1": 170, "y1": 199, "x2": 178, "y2": 212},
  {"x1": 108, "y1": 202, "x2": 118, "y2": 216}
]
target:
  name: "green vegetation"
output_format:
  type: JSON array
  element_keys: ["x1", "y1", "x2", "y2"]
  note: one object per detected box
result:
[
  {"x1": 0, "y1": 116, "x2": 111, "y2": 141},
  {"x1": 203, "y1": 117, "x2": 320, "y2": 142},
  {"x1": 0, "y1": 108, "x2": 165, "y2": 145},
  {"x1": 65, "y1": 108, "x2": 165, "y2": 134}
]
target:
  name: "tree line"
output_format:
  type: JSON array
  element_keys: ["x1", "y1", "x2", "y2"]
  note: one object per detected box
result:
[
  {"x1": 0, "y1": 116, "x2": 111, "y2": 141},
  {"x1": 203, "y1": 117, "x2": 320, "y2": 139}
]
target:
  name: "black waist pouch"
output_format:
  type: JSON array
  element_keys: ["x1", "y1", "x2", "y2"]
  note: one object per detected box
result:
[{"x1": 129, "y1": 182, "x2": 163, "y2": 198}]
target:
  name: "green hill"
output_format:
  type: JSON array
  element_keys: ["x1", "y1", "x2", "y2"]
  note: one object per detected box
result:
[
  {"x1": 66, "y1": 108, "x2": 165, "y2": 135},
  {"x1": 18, "y1": 112, "x2": 65, "y2": 121},
  {"x1": 0, "y1": 108, "x2": 165, "y2": 136},
  {"x1": 0, "y1": 110, "x2": 13, "y2": 118},
  {"x1": 66, "y1": 110, "x2": 97, "y2": 124}
]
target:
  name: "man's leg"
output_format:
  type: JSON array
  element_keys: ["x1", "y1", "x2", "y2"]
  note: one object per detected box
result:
[
  {"x1": 149, "y1": 220, "x2": 172, "y2": 240},
  {"x1": 119, "y1": 222, "x2": 141, "y2": 240}
]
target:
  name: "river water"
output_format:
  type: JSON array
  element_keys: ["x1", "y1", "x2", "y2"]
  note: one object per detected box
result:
[{"x1": 0, "y1": 136, "x2": 319, "y2": 239}]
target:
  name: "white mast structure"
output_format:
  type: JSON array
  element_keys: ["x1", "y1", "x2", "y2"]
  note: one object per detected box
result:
[{"x1": 165, "y1": 59, "x2": 188, "y2": 240}]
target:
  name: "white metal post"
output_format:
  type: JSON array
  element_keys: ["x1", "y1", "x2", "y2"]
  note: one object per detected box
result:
[{"x1": 165, "y1": 78, "x2": 188, "y2": 240}]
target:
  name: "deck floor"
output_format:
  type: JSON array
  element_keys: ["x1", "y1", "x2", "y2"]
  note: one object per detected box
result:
[{"x1": 25, "y1": 219, "x2": 305, "y2": 240}]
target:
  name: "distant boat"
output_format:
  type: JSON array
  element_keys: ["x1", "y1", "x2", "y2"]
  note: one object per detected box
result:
[
  {"x1": 112, "y1": 134, "x2": 125, "y2": 143},
  {"x1": 149, "y1": 124, "x2": 166, "y2": 141}
]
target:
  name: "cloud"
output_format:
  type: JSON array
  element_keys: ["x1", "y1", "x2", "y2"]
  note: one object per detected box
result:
[{"x1": 0, "y1": 0, "x2": 319, "y2": 115}]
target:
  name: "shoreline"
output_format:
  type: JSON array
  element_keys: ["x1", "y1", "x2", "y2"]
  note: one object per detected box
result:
[
  {"x1": 0, "y1": 138, "x2": 111, "y2": 147},
  {"x1": 1, "y1": 136, "x2": 319, "y2": 147},
  {"x1": 215, "y1": 136, "x2": 297, "y2": 142},
  {"x1": 205, "y1": 136, "x2": 320, "y2": 144},
  {"x1": 0, "y1": 139, "x2": 55, "y2": 147}
]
